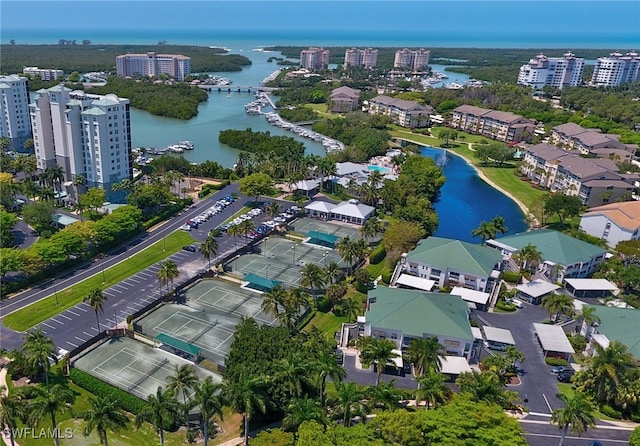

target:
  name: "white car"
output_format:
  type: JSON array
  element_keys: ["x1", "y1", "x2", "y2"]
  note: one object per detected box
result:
[{"x1": 180, "y1": 224, "x2": 192, "y2": 231}]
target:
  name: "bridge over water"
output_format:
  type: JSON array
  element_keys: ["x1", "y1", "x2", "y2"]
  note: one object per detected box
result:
[{"x1": 197, "y1": 85, "x2": 277, "y2": 93}]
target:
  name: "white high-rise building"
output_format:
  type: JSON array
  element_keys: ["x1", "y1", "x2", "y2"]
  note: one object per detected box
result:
[
  {"x1": 116, "y1": 52, "x2": 191, "y2": 81},
  {"x1": 22, "y1": 67, "x2": 64, "y2": 81},
  {"x1": 517, "y1": 52, "x2": 584, "y2": 90},
  {"x1": 29, "y1": 85, "x2": 132, "y2": 201},
  {"x1": 344, "y1": 48, "x2": 378, "y2": 69},
  {"x1": 591, "y1": 52, "x2": 640, "y2": 87},
  {"x1": 0, "y1": 74, "x2": 31, "y2": 151},
  {"x1": 299, "y1": 47, "x2": 330, "y2": 71},
  {"x1": 393, "y1": 48, "x2": 430, "y2": 71}
]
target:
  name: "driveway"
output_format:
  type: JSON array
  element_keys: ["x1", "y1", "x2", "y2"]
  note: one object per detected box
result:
[{"x1": 11, "y1": 219, "x2": 38, "y2": 249}]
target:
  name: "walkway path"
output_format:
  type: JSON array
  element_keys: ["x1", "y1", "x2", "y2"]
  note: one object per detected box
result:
[{"x1": 0, "y1": 363, "x2": 21, "y2": 446}]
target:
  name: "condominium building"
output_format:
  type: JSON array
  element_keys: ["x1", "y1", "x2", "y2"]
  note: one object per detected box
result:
[
  {"x1": 551, "y1": 123, "x2": 636, "y2": 159},
  {"x1": 367, "y1": 95, "x2": 433, "y2": 128},
  {"x1": 22, "y1": 67, "x2": 64, "y2": 81},
  {"x1": 393, "y1": 48, "x2": 430, "y2": 71},
  {"x1": 116, "y1": 52, "x2": 191, "y2": 81},
  {"x1": 299, "y1": 47, "x2": 329, "y2": 71},
  {"x1": 450, "y1": 105, "x2": 536, "y2": 143},
  {"x1": 343, "y1": 47, "x2": 378, "y2": 69},
  {"x1": 591, "y1": 52, "x2": 640, "y2": 87},
  {"x1": 29, "y1": 85, "x2": 132, "y2": 202},
  {"x1": 0, "y1": 74, "x2": 31, "y2": 151},
  {"x1": 517, "y1": 52, "x2": 584, "y2": 89}
]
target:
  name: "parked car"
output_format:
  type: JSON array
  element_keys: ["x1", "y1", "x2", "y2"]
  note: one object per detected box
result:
[
  {"x1": 180, "y1": 224, "x2": 192, "y2": 231},
  {"x1": 557, "y1": 371, "x2": 573, "y2": 383},
  {"x1": 334, "y1": 350, "x2": 344, "y2": 365},
  {"x1": 485, "y1": 341, "x2": 510, "y2": 352},
  {"x1": 182, "y1": 245, "x2": 197, "y2": 252},
  {"x1": 506, "y1": 298, "x2": 524, "y2": 308},
  {"x1": 551, "y1": 365, "x2": 574, "y2": 375}
]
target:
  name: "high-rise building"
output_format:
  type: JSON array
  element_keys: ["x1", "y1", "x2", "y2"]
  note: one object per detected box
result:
[
  {"x1": 22, "y1": 67, "x2": 64, "y2": 81},
  {"x1": 116, "y1": 52, "x2": 191, "y2": 81},
  {"x1": 591, "y1": 52, "x2": 640, "y2": 87},
  {"x1": 299, "y1": 47, "x2": 330, "y2": 71},
  {"x1": 344, "y1": 48, "x2": 378, "y2": 69},
  {"x1": 517, "y1": 52, "x2": 584, "y2": 89},
  {"x1": 393, "y1": 48, "x2": 430, "y2": 71},
  {"x1": 29, "y1": 85, "x2": 132, "y2": 201},
  {"x1": 0, "y1": 74, "x2": 31, "y2": 151}
]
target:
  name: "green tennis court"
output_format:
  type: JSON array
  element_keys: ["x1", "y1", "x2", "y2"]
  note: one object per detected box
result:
[{"x1": 291, "y1": 218, "x2": 363, "y2": 240}]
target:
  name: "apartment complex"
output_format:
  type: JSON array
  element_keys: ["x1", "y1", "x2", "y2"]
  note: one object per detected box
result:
[
  {"x1": 520, "y1": 143, "x2": 635, "y2": 207},
  {"x1": 22, "y1": 67, "x2": 64, "y2": 81},
  {"x1": 116, "y1": 52, "x2": 191, "y2": 81},
  {"x1": 30, "y1": 85, "x2": 132, "y2": 201},
  {"x1": 517, "y1": 52, "x2": 584, "y2": 89},
  {"x1": 329, "y1": 86, "x2": 361, "y2": 112},
  {"x1": 591, "y1": 52, "x2": 640, "y2": 87},
  {"x1": 551, "y1": 123, "x2": 635, "y2": 160},
  {"x1": 450, "y1": 105, "x2": 536, "y2": 143},
  {"x1": 343, "y1": 47, "x2": 378, "y2": 69},
  {"x1": 367, "y1": 95, "x2": 433, "y2": 128},
  {"x1": 580, "y1": 201, "x2": 640, "y2": 248},
  {"x1": 299, "y1": 47, "x2": 329, "y2": 71},
  {"x1": 0, "y1": 74, "x2": 31, "y2": 151},
  {"x1": 393, "y1": 48, "x2": 430, "y2": 71}
]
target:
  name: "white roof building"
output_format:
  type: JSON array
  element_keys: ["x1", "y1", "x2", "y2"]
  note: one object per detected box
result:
[
  {"x1": 395, "y1": 274, "x2": 435, "y2": 291},
  {"x1": 304, "y1": 199, "x2": 375, "y2": 225},
  {"x1": 516, "y1": 280, "x2": 560, "y2": 304},
  {"x1": 450, "y1": 286, "x2": 490, "y2": 310},
  {"x1": 533, "y1": 323, "x2": 575, "y2": 359},
  {"x1": 483, "y1": 326, "x2": 516, "y2": 345}
]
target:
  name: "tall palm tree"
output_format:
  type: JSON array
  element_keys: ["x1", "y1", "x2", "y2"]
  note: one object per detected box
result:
[
  {"x1": 167, "y1": 364, "x2": 199, "y2": 428},
  {"x1": 273, "y1": 351, "x2": 311, "y2": 399},
  {"x1": 261, "y1": 284, "x2": 286, "y2": 319},
  {"x1": 300, "y1": 263, "x2": 326, "y2": 298},
  {"x1": 21, "y1": 327, "x2": 56, "y2": 386},
  {"x1": 406, "y1": 337, "x2": 446, "y2": 378},
  {"x1": 84, "y1": 287, "x2": 107, "y2": 332},
  {"x1": 283, "y1": 397, "x2": 327, "y2": 431},
  {"x1": 471, "y1": 220, "x2": 497, "y2": 245},
  {"x1": 285, "y1": 287, "x2": 310, "y2": 310},
  {"x1": 239, "y1": 219, "x2": 255, "y2": 240},
  {"x1": 551, "y1": 391, "x2": 596, "y2": 446},
  {"x1": 323, "y1": 261, "x2": 342, "y2": 285},
  {"x1": 227, "y1": 224, "x2": 240, "y2": 251},
  {"x1": 266, "y1": 201, "x2": 281, "y2": 219},
  {"x1": 192, "y1": 377, "x2": 224, "y2": 446},
  {"x1": 335, "y1": 236, "x2": 356, "y2": 275},
  {"x1": 358, "y1": 337, "x2": 399, "y2": 386},
  {"x1": 328, "y1": 382, "x2": 365, "y2": 427},
  {"x1": 157, "y1": 260, "x2": 179, "y2": 296},
  {"x1": 360, "y1": 216, "x2": 384, "y2": 243},
  {"x1": 0, "y1": 386, "x2": 25, "y2": 446},
  {"x1": 513, "y1": 243, "x2": 542, "y2": 273},
  {"x1": 491, "y1": 215, "x2": 508, "y2": 236},
  {"x1": 81, "y1": 396, "x2": 129, "y2": 446},
  {"x1": 28, "y1": 385, "x2": 75, "y2": 446},
  {"x1": 339, "y1": 298, "x2": 361, "y2": 323},
  {"x1": 313, "y1": 350, "x2": 347, "y2": 407},
  {"x1": 415, "y1": 370, "x2": 452, "y2": 409},
  {"x1": 135, "y1": 386, "x2": 181, "y2": 446},
  {"x1": 542, "y1": 293, "x2": 574, "y2": 323},
  {"x1": 200, "y1": 234, "x2": 218, "y2": 270},
  {"x1": 223, "y1": 375, "x2": 267, "y2": 446}
]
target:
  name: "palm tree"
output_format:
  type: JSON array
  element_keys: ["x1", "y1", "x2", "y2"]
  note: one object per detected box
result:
[
  {"x1": 192, "y1": 377, "x2": 224, "y2": 446},
  {"x1": 157, "y1": 260, "x2": 179, "y2": 296},
  {"x1": 300, "y1": 263, "x2": 326, "y2": 298},
  {"x1": 28, "y1": 385, "x2": 75, "y2": 446},
  {"x1": 84, "y1": 287, "x2": 107, "y2": 332},
  {"x1": 368, "y1": 380, "x2": 404, "y2": 411},
  {"x1": 261, "y1": 284, "x2": 286, "y2": 319},
  {"x1": 282, "y1": 397, "x2": 327, "y2": 431},
  {"x1": 223, "y1": 375, "x2": 267, "y2": 446},
  {"x1": 579, "y1": 306, "x2": 601, "y2": 337},
  {"x1": 455, "y1": 371, "x2": 518, "y2": 408},
  {"x1": 339, "y1": 298, "x2": 361, "y2": 323},
  {"x1": 266, "y1": 201, "x2": 281, "y2": 218},
  {"x1": 135, "y1": 386, "x2": 181, "y2": 446},
  {"x1": 285, "y1": 287, "x2": 310, "y2": 310},
  {"x1": 551, "y1": 391, "x2": 596, "y2": 446},
  {"x1": 323, "y1": 261, "x2": 342, "y2": 285},
  {"x1": 81, "y1": 396, "x2": 129, "y2": 446},
  {"x1": 239, "y1": 219, "x2": 255, "y2": 240},
  {"x1": 513, "y1": 243, "x2": 542, "y2": 273},
  {"x1": 21, "y1": 328, "x2": 56, "y2": 386},
  {"x1": 415, "y1": 370, "x2": 452, "y2": 409},
  {"x1": 313, "y1": 349, "x2": 347, "y2": 407},
  {"x1": 360, "y1": 216, "x2": 384, "y2": 243},
  {"x1": 542, "y1": 293, "x2": 574, "y2": 322},
  {"x1": 227, "y1": 224, "x2": 240, "y2": 251},
  {"x1": 200, "y1": 234, "x2": 218, "y2": 270},
  {"x1": 0, "y1": 386, "x2": 25, "y2": 446},
  {"x1": 335, "y1": 236, "x2": 356, "y2": 275},
  {"x1": 274, "y1": 351, "x2": 312, "y2": 399},
  {"x1": 471, "y1": 220, "x2": 497, "y2": 245},
  {"x1": 359, "y1": 337, "x2": 400, "y2": 386},
  {"x1": 328, "y1": 382, "x2": 366, "y2": 427},
  {"x1": 406, "y1": 337, "x2": 446, "y2": 378},
  {"x1": 166, "y1": 364, "x2": 199, "y2": 428},
  {"x1": 491, "y1": 215, "x2": 508, "y2": 236},
  {"x1": 504, "y1": 345, "x2": 526, "y2": 370}
]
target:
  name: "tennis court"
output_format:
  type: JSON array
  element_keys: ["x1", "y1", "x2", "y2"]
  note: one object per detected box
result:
[
  {"x1": 291, "y1": 218, "x2": 363, "y2": 240},
  {"x1": 227, "y1": 237, "x2": 347, "y2": 288},
  {"x1": 74, "y1": 336, "x2": 221, "y2": 401}
]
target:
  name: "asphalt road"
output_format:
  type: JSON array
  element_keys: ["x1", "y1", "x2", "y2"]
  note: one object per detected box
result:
[
  {"x1": 521, "y1": 413, "x2": 633, "y2": 445},
  {"x1": 0, "y1": 184, "x2": 296, "y2": 351}
]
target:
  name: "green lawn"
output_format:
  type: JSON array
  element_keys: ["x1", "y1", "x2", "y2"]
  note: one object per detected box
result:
[
  {"x1": 304, "y1": 311, "x2": 348, "y2": 340},
  {"x1": 305, "y1": 103, "x2": 340, "y2": 119},
  {"x1": 556, "y1": 383, "x2": 616, "y2": 421},
  {"x1": 3, "y1": 231, "x2": 195, "y2": 332},
  {"x1": 366, "y1": 262, "x2": 389, "y2": 280}
]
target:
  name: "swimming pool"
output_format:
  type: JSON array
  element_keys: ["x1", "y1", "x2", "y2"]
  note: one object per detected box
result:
[{"x1": 367, "y1": 165, "x2": 390, "y2": 174}]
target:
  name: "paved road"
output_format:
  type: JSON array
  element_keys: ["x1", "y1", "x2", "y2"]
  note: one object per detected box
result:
[
  {"x1": 0, "y1": 184, "x2": 296, "y2": 351},
  {"x1": 520, "y1": 413, "x2": 633, "y2": 445},
  {"x1": 11, "y1": 219, "x2": 38, "y2": 249}
]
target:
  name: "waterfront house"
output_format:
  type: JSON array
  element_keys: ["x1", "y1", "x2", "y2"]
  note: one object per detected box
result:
[
  {"x1": 580, "y1": 201, "x2": 640, "y2": 248},
  {"x1": 487, "y1": 229, "x2": 607, "y2": 282},
  {"x1": 450, "y1": 105, "x2": 536, "y2": 143},
  {"x1": 366, "y1": 95, "x2": 433, "y2": 128}
]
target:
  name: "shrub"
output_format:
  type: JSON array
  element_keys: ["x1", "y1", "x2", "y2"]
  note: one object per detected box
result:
[
  {"x1": 600, "y1": 404, "x2": 622, "y2": 419},
  {"x1": 315, "y1": 296, "x2": 332, "y2": 313},
  {"x1": 502, "y1": 271, "x2": 521, "y2": 284},
  {"x1": 568, "y1": 335, "x2": 587, "y2": 353},
  {"x1": 630, "y1": 426, "x2": 640, "y2": 446},
  {"x1": 381, "y1": 270, "x2": 392, "y2": 285},
  {"x1": 496, "y1": 301, "x2": 516, "y2": 312},
  {"x1": 70, "y1": 367, "x2": 145, "y2": 414},
  {"x1": 369, "y1": 245, "x2": 386, "y2": 265},
  {"x1": 544, "y1": 357, "x2": 567, "y2": 367}
]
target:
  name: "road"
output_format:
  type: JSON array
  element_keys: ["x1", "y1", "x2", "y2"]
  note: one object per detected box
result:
[
  {"x1": 520, "y1": 413, "x2": 633, "y2": 445},
  {"x1": 0, "y1": 184, "x2": 296, "y2": 351}
]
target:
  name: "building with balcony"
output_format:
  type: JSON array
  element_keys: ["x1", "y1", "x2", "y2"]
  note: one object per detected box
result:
[
  {"x1": 344, "y1": 48, "x2": 378, "y2": 69},
  {"x1": 22, "y1": 67, "x2": 64, "y2": 81},
  {"x1": 517, "y1": 52, "x2": 584, "y2": 89},
  {"x1": 367, "y1": 95, "x2": 433, "y2": 128},
  {"x1": 299, "y1": 47, "x2": 329, "y2": 71},
  {"x1": 551, "y1": 123, "x2": 635, "y2": 159},
  {"x1": 580, "y1": 201, "x2": 640, "y2": 248},
  {"x1": 116, "y1": 52, "x2": 191, "y2": 81},
  {"x1": 591, "y1": 52, "x2": 640, "y2": 87},
  {"x1": 450, "y1": 105, "x2": 536, "y2": 143},
  {"x1": 0, "y1": 74, "x2": 31, "y2": 151},
  {"x1": 393, "y1": 48, "x2": 430, "y2": 71},
  {"x1": 329, "y1": 86, "x2": 361, "y2": 112}
]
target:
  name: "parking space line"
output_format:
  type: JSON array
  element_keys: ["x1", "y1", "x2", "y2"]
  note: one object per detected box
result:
[
  {"x1": 83, "y1": 331, "x2": 93, "y2": 337},
  {"x1": 113, "y1": 284, "x2": 129, "y2": 291},
  {"x1": 542, "y1": 394, "x2": 553, "y2": 413},
  {"x1": 42, "y1": 322, "x2": 56, "y2": 329},
  {"x1": 67, "y1": 309, "x2": 80, "y2": 316},
  {"x1": 66, "y1": 341, "x2": 79, "y2": 348},
  {"x1": 108, "y1": 288, "x2": 122, "y2": 294},
  {"x1": 75, "y1": 336, "x2": 87, "y2": 343},
  {"x1": 75, "y1": 305, "x2": 88, "y2": 312},
  {"x1": 59, "y1": 313, "x2": 72, "y2": 321},
  {"x1": 127, "y1": 277, "x2": 142, "y2": 283},
  {"x1": 51, "y1": 318, "x2": 65, "y2": 325}
]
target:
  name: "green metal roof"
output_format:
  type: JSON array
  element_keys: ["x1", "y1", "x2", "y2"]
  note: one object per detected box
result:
[
  {"x1": 243, "y1": 273, "x2": 283, "y2": 290},
  {"x1": 406, "y1": 237, "x2": 503, "y2": 277},
  {"x1": 155, "y1": 333, "x2": 201, "y2": 355},
  {"x1": 365, "y1": 288, "x2": 473, "y2": 340},
  {"x1": 592, "y1": 306, "x2": 640, "y2": 360},
  {"x1": 307, "y1": 231, "x2": 339, "y2": 245},
  {"x1": 495, "y1": 229, "x2": 606, "y2": 266}
]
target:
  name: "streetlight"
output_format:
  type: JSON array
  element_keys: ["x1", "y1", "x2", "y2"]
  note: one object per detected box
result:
[
  {"x1": 263, "y1": 237, "x2": 269, "y2": 257},
  {"x1": 163, "y1": 235, "x2": 167, "y2": 252},
  {"x1": 100, "y1": 255, "x2": 106, "y2": 283},
  {"x1": 52, "y1": 280, "x2": 59, "y2": 306},
  {"x1": 291, "y1": 244, "x2": 298, "y2": 266},
  {"x1": 322, "y1": 251, "x2": 328, "y2": 266},
  {"x1": 265, "y1": 263, "x2": 270, "y2": 280}
]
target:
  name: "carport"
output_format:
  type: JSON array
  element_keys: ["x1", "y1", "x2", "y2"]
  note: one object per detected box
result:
[
  {"x1": 242, "y1": 273, "x2": 283, "y2": 292},
  {"x1": 440, "y1": 356, "x2": 473, "y2": 377},
  {"x1": 516, "y1": 280, "x2": 560, "y2": 305},
  {"x1": 450, "y1": 287, "x2": 490, "y2": 311},
  {"x1": 483, "y1": 326, "x2": 516, "y2": 346},
  {"x1": 532, "y1": 323, "x2": 575, "y2": 361},
  {"x1": 395, "y1": 274, "x2": 435, "y2": 291},
  {"x1": 306, "y1": 230, "x2": 339, "y2": 248},
  {"x1": 564, "y1": 278, "x2": 619, "y2": 298}
]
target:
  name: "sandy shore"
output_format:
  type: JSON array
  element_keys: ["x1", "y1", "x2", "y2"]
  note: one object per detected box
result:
[{"x1": 398, "y1": 137, "x2": 538, "y2": 228}]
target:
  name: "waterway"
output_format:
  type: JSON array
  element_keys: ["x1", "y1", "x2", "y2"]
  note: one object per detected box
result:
[{"x1": 421, "y1": 146, "x2": 527, "y2": 243}]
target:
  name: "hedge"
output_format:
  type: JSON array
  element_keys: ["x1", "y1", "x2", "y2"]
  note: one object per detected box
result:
[
  {"x1": 502, "y1": 271, "x2": 521, "y2": 284},
  {"x1": 369, "y1": 245, "x2": 386, "y2": 265},
  {"x1": 600, "y1": 404, "x2": 623, "y2": 419},
  {"x1": 381, "y1": 270, "x2": 392, "y2": 285},
  {"x1": 70, "y1": 368, "x2": 146, "y2": 414},
  {"x1": 496, "y1": 301, "x2": 516, "y2": 312},
  {"x1": 544, "y1": 357, "x2": 567, "y2": 366},
  {"x1": 198, "y1": 180, "x2": 231, "y2": 198}
]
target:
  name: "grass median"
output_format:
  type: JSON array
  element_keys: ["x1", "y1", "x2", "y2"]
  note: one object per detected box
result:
[{"x1": 3, "y1": 231, "x2": 195, "y2": 332}]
